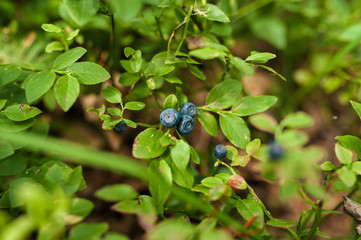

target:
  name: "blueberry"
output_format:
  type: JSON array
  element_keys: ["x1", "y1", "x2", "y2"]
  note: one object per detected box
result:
[
  {"x1": 180, "y1": 102, "x2": 197, "y2": 118},
  {"x1": 115, "y1": 120, "x2": 127, "y2": 132},
  {"x1": 177, "y1": 114, "x2": 194, "y2": 134},
  {"x1": 214, "y1": 144, "x2": 227, "y2": 159},
  {"x1": 269, "y1": 141, "x2": 284, "y2": 159},
  {"x1": 160, "y1": 108, "x2": 180, "y2": 128}
]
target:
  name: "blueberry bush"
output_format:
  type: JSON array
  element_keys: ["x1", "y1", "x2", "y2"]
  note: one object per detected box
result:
[{"x1": 1, "y1": 0, "x2": 361, "y2": 239}]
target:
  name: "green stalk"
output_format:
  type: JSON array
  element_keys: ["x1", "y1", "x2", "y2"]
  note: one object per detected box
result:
[
  {"x1": 305, "y1": 202, "x2": 323, "y2": 240},
  {"x1": 175, "y1": 5, "x2": 194, "y2": 55}
]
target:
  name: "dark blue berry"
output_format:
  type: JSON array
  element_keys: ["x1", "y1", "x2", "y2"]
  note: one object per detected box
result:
[
  {"x1": 115, "y1": 120, "x2": 127, "y2": 132},
  {"x1": 214, "y1": 144, "x2": 227, "y2": 159},
  {"x1": 160, "y1": 108, "x2": 180, "y2": 128},
  {"x1": 177, "y1": 114, "x2": 194, "y2": 134},
  {"x1": 269, "y1": 141, "x2": 284, "y2": 159},
  {"x1": 180, "y1": 102, "x2": 197, "y2": 118}
]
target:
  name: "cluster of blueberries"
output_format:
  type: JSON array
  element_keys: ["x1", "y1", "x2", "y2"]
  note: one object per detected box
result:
[
  {"x1": 160, "y1": 102, "x2": 228, "y2": 160},
  {"x1": 160, "y1": 102, "x2": 198, "y2": 134}
]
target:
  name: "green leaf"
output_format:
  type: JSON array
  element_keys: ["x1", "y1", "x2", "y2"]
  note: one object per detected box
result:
[
  {"x1": 118, "y1": 72, "x2": 140, "y2": 86},
  {"x1": 320, "y1": 161, "x2": 335, "y2": 171},
  {"x1": 44, "y1": 89, "x2": 57, "y2": 111},
  {"x1": 170, "y1": 140, "x2": 190, "y2": 170},
  {"x1": 236, "y1": 195, "x2": 264, "y2": 228},
  {"x1": 130, "y1": 50, "x2": 143, "y2": 73},
  {"x1": 64, "y1": 0, "x2": 99, "y2": 26},
  {"x1": 0, "y1": 140, "x2": 14, "y2": 159},
  {"x1": 209, "y1": 184, "x2": 231, "y2": 201},
  {"x1": 123, "y1": 119, "x2": 137, "y2": 128},
  {"x1": 102, "y1": 86, "x2": 122, "y2": 104},
  {"x1": 163, "y1": 94, "x2": 178, "y2": 110},
  {"x1": 231, "y1": 96, "x2": 277, "y2": 116},
  {"x1": 149, "y1": 220, "x2": 193, "y2": 240},
  {"x1": 67, "y1": 29, "x2": 80, "y2": 40},
  {"x1": 350, "y1": 100, "x2": 361, "y2": 120},
  {"x1": 26, "y1": 70, "x2": 56, "y2": 102},
  {"x1": 9, "y1": 177, "x2": 38, "y2": 207},
  {"x1": 267, "y1": 218, "x2": 296, "y2": 228},
  {"x1": 53, "y1": 47, "x2": 87, "y2": 70},
  {"x1": 246, "y1": 52, "x2": 276, "y2": 63},
  {"x1": 251, "y1": 17, "x2": 287, "y2": 49},
  {"x1": 166, "y1": 157, "x2": 194, "y2": 188},
  {"x1": 249, "y1": 113, "x2": 277, "y2": 133},
  {"x1": 104, "y1": 233, "x2": 130, "y2": 240},
  {"x1": 351, "y1": 161, "x2": 361, "y2": 174},
  {"x1": 201, "y1": 177, "x2": 223, "y2": 188},
  {"x1": 110, "y1": 0, "x2": 143, "y2": 23},
  {"x1": 338, "y1": 166, "x2": 356, "y2": 188},
  {"x1": 45, "y1": 41, "x2": 64, "y2": 53},
  {"x1": 132, "y1": 128, "x2": 167, "y2": 159},
  {"x1": 0, "y1": 113, "x2": 35, "y2": 132},
  {"x1": 124, "y1": 47, "x2": 135, "y2": 58},
  {"x1": 0, "y1": 99, "x2": 7, "y2": 110},
  {"x1": 228, "y1": 174, "x2": 247, "y2": 190},
  {"x1": 220, "y1": 114, "x2": 250, "y2": 149},
  {"x1": 339, "y1": 23, "x2": 361, "y2": 42},
  {"x1": 163, "y1": 75, "x2": 182, "y2": 84},
  {"x1": 198, "y1": 4, "x2": 230, "y2": 22},
  {"x1": 4, "y1": 104, "x2": 42, "y2": 121},
  {"x1": 190, "y1": 146, "x2": 200, "y2": 164},
  {"x1": 95, "y1": 184, "x2": 138, "y2": 202},
  {"x1": 68, "y1": 198, "x2": 94, "y2": 223},
  {"x1": 189, "y1": 47, "x2": 227, "y2": 60},
  {"x1": 188, "y1": 65, "x2": 206, "y2": 80},
  {"x1": 41, "y1": 23, "x2": 62, "y2": 33},
  {"x1": 335, "y1": 142, "x2": 353, "y2": 165},
  {"x1": 124, "y1": 101, "x2": 145, "y2": 110},
  {"x1": 206, "y1": 79, "x2": 242, "y2": 110},
  {"x1": 54, "y1": 75, "x2": 80, "y2": 111},
  {"x1": 107, "y1": 108, "x2": 121, "y2": 116},
  {"x1": 277, "y1": 130, "x2": 308, "y2": 148},
  {"x1": 196, "y1": 110, "x2": 218, "y2": 137},
  {"x1": 67, "y1": 62, "x2": 110, "y2": 85},
  {"x1": 215, "y1": 173, "x2": 231, "y2": 183},
  {"x1": 0, "y1": 65, "x2": 22, "y2": 86},
  {"x1": 199, "y1": 228, "x2": 233, "y2": 240},
  {"x1": 230, "y1": 56, "x2": 254, "y2": 76},
  {"x1": 112, "y1": 199, "x2": 140, "y2": 215},
  {"x1": 69, "y1": 223, "x2": 108, "y2": 240},
  {"x1": 246, "y1": 139, "x2": 261, "y2": 156},
  {"x1": 281, "y1": 112, "x2": 313, "y2": 128},
  {"x1": 149, "y1": 159, "x2": 172, "y2": 214},
  {"x1": 337, "y1": 135, "x2": 361, "y2": 159}
]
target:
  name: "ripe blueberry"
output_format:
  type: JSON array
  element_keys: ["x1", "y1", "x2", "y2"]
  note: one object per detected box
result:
[
  {"x1": 214, "y1": 144, "x2": 227, "y2": 159},
  {"x1": 180, "y1": 102, "x2": 197, "y2": 118},
  {"x1": 160, "y1": 108, "x2": 180, "y2": 128},
  {"x1": 177, "y1": 114, "x2": 194, "y2": 134},
  {"x1": 269, "y1": 141, "x2": 284, "y2": 159},
  {"x1": 115, "y1": 120, "x2": 127, "y2": 132}
]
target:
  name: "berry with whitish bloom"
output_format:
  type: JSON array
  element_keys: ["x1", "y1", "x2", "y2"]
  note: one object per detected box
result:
[
  {"x1": 180, "y1": 102, "x2": 198, "y2": 118},
  {"x1": 177, "y1": 114, "x2": 194, "y2": 134},
  {"x1": 214, "y1": 144, "x2": 227, "y2": 159},
  {"x1": 269, "y1": 141, "x2": 284, "y2": 159},
  {"x1": 160, "y1": 108, "x2": 180, "y2": 128},
  {"x1": 115, "y1": 120, "x2": 127, "y2": 132}
]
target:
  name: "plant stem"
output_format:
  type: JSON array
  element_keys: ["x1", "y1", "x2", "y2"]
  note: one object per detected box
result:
[
  {"x1": 136, "y1": 122, "x2": 160, "y2": 128},
  {"x1": 246, "y1": 184, "x2": 273, "y2": 220},
  {"x1": 175, "y1": 5, "x2": 193, "y2": 55},
  {"x1": 305, "y1": 201, "x2": 323, "y2": 240},
  {"x1": 217, "y1": 160, "x2": 236, "y2": 175}
]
